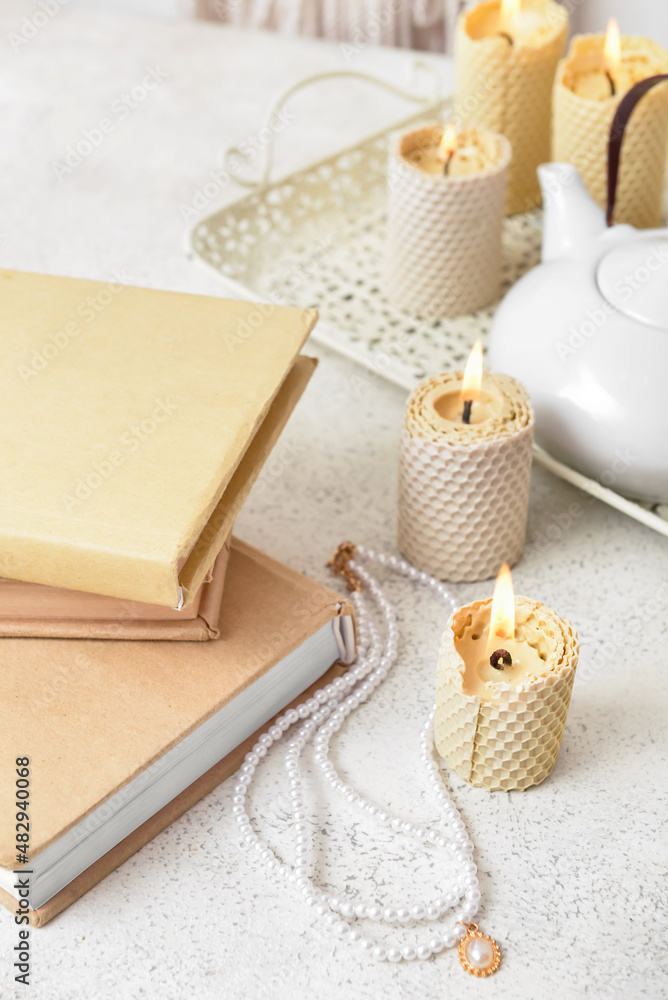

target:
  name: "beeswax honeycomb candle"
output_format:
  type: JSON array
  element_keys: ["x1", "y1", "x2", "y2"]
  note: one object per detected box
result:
[
  {"x1": 398, "y1": 366, "x2": 533, "y2": 582},
  {"x1": 434, "y1": 590, "x2": 579, "y2": 791},
  {"x1": 552, "y1": 32, "x2": 668, "y2": 228},
  {"x1": 454, "y1": 0, "x2": 568, "y2": 215},
  {"x1": 385, "y1": 124, "x2": 510, "y2": 319}
]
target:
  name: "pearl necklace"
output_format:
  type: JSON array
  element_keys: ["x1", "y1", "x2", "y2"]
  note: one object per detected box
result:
[{"x1": 233, "y1": 543, "x2": 501, "y2": 975}]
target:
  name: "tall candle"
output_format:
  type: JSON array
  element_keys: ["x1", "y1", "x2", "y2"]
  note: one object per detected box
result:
[
  {"x1": 435, "y1": 564, "x2": 579, "y2": 791},
  {"x1": 454, "y1": 0, "x2": 568, "y2": 215},
  {"x1": 385, "y1": 124, "x2": 510, "y2": 318},
  {"x1": 397, "y1": 344, "x2": 533, "y2": 581},
  {"x1": 552, "y1": 28, "x2": 668, "y2": 228}
]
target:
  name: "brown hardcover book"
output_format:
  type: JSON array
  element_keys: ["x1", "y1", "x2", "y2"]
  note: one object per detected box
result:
[
  {"x1": 0, "y1": 538, "x2": 354, "y2": 926},
  {"x1": 0, "y1": 537, "x2": 230, "y2": 641}
]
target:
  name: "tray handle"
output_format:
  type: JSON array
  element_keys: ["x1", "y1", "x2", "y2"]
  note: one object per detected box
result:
[{"x1": 222, "y1": 61, "x2": 443, "y2": 190}]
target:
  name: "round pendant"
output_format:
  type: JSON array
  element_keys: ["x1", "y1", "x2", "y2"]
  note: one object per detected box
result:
[{"x1": 458, "y1": 923, "x2": 502, "y2": 977}]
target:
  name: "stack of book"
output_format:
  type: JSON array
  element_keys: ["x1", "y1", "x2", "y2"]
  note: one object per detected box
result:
[{"x1": 0, "y1": 271, "x2": 354, "y2": 925}]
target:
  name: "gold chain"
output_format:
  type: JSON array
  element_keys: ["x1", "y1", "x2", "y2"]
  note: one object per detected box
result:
[{"x1": 327, "y1": 541, "x2": 363, "y2": 592}]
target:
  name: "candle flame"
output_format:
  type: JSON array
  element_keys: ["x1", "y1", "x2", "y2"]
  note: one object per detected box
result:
[
  {"x1": 490, "y1": 563, "x2": 515, "y2": 641},
  {"x1": 499, "y1": 0, "x2": 521, "y2": 29},
  {"x1": 439, "y1": 123, "x2": 457, "y2": 159},
  {"x1": 604, "y1": 18, "x2": 621, "y2": 76},
  {"x1": 461, "y1": 340, "x2": 483, "y2": 402}
]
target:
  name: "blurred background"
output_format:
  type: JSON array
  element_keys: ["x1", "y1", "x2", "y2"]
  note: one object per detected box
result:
[{"x1": 72, "y1": 0, "x2": 668, "y2": 50}]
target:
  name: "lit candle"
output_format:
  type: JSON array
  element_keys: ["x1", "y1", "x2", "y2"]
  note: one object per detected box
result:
[
  {"x1": 440, "y1": 124, "x2": 457, "y2": 176},
  {"x1": 405, "y1": 123, "x2": 492, "y2": 178},
  {"x1": 552, "y1": 24, "x2": 668, "y2": 228},
  {"x1": 397, "y1": 344, "x2": 534, "y2": 582},
  {"x1": 385, "y1": 124, "x2": 511, "y2": 318},
  {"x1": 460, "y1": 339, "x2": 482, "y2": 423},
  {"x1": 430, "y1": 340, "x2": 503, "y2": 425},
  {"x1": 604, "y1": 17, "x2": 621, "y2": 97},
  {"x1": 454, "y1": 0, "x2": 569, "y2": 215},
  {"x1": 434, "y1": 563, "x2": 579, "y2": 791}
]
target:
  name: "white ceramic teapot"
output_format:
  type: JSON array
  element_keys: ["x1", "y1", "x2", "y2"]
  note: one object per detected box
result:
[{"x1": 488, "y1": 160, "x2": 668, "y2": 503}]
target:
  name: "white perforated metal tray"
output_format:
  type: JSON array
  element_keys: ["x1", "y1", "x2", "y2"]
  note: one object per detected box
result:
[{"x1": 187, "y1": 67, "x2": 668, "y2": 538}]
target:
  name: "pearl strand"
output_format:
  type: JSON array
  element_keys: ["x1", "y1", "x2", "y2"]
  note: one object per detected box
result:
[{"x1": 233, "y1": 546, "x2": 482, "y2": 963}]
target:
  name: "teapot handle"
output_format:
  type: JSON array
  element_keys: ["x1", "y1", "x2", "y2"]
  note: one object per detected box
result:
[{"x1": 607, "y1": 74, "x2": 668, "y2": 226}]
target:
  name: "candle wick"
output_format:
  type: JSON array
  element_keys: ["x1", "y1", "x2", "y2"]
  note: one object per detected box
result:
[
  {"x1": 443, "y1": 150, "x2": 455, "y2": 176},
  {"x1": 498, "y1": 31, "x2": 514, "y2": 45},
  {"x1": 490, "y1": 648, "x2": 512, "y2": 670},
  {"x1": 605, "y1": 69, "x2": 616, "y2": 96},
  {"x1": 462, "y1": 399, "x2": 473, "y2": 424}
]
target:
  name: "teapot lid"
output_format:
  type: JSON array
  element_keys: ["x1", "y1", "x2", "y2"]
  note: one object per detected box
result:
[{"x1": 597, "y1": 237, "x2": 668, "y2": 330}]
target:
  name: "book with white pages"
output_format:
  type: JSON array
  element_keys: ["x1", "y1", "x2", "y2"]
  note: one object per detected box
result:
[{"x1": 0, "y1": 537, "x2": 354, "y2": 926}]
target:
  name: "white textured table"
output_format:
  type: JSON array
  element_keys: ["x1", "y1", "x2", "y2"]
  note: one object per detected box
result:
[{"x1": 0, "y1": 6, "x2": 667, "y2": 999}]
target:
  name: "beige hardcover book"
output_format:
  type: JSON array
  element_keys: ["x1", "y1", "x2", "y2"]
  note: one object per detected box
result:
[
  {"x1": 0, "y1": 351, "x2": 316, "y2": 640},
  {"x1": 0, "y1": 538, "x2": 354, "y2": 925},
  {"x1": 0, "y1": 270, "x2": 318, "y2": 606}
]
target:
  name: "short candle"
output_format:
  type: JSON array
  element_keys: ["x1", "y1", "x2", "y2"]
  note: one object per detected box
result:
[
  {"x1": 561, "y1": 19, "x2": 667, "y2": 101},
  {"x1": 404, "y1": 341, "x2": 527, "y2": 442},
  {"x1": 404, "y1": 124, "x2": 498, "y2": 178},
  {"x1": 455, "y1": 564, "x2": 549, "y2": 698},
  {"x1": 429, "y1": 340, "x2": 509, "y2": 426},
  {"x1": 397, "y1": 344, "x2": 534, "y2": 582},
  {"x1": 433, "y1": 389, "x2": 506, "y2": 425},
  {"x1": 434, "y1": 564, "x2": 580, "y2": 791}
]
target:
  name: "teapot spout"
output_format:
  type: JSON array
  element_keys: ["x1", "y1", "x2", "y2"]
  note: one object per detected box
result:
[{"x1": 538, "y1": 163, "x2": 606, "y2": 261}]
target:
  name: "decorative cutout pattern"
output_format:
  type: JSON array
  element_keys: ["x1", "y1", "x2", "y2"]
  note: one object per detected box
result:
[
  {"x1": 190, "y1": 125, "x2": 543, "y2": 387},
  {"x1": 189, "y1": 109, "x2": 668, "y2": 530}
]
